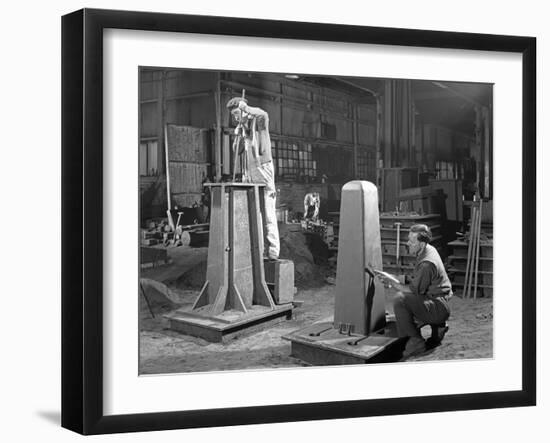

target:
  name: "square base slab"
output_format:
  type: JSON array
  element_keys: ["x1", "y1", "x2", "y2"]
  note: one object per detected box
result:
[
  {"x1": 282, "y1": 321, "x2": 406, "y2": 365},
  {"x1": 166, "y1": 304, "x2": 293, "y2": 343}
]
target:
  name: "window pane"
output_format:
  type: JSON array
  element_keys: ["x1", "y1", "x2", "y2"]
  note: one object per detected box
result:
[
  {"x1": 148, "y1": 141, "x2": 158, "y2": 175},
  {"x1": 139, "y1": 143, "x2": 148, "y2": 176}
]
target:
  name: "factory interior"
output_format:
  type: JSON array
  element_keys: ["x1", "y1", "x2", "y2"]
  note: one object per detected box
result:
[{"x1": 138, "y1": 68, "x2": 494, "y2": 374}]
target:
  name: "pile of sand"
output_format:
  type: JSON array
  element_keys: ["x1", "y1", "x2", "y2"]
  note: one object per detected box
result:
[
  {"x1": 279, "y1": 225, "x2": 328, "y2": 288},
  {"x1": 169, "y1": 225, "x2": 329, "y2": 291},
  {"x1": 139, "y1": 278, "x2": 181, "y2": 316},
  {"x1": 174, "y1": 261, "x2": 207, "y2": 289}
]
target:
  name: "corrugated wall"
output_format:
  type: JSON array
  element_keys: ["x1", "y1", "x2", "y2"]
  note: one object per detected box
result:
[{"x1": 139, "y1": 68, "x2": 378, "y2": 220}]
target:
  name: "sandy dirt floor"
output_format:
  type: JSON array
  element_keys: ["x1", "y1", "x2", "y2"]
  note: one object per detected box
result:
[{"x1": 139, "y1": 248, "x2": 493, "y2": 374}]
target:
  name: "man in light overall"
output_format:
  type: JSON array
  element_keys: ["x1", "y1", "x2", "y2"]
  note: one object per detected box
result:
[{"x1": 227, "y1": 97, "x2": 280, "y2": 260}]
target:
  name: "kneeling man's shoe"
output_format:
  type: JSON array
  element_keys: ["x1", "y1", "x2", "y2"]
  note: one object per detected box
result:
[
  {"x1": 402, "y1": 337, "x2": 426, "y2": 359},
  {"x1": 426, "y1": 322, "x2": 449, "y2": 349}
]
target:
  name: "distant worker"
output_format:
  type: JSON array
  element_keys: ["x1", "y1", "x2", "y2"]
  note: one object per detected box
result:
[
  {"x1": 303, "y1": 192, "x2": 320, "y2": 221},
  {"x1": 226, "y1": 96, "x2": 280, "y2": 260},
  {"x1": 378, "y1": 224, "x2": 452, "y2": 359}
]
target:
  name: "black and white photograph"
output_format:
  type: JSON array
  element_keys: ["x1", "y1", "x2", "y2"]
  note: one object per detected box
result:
[
  {"x1": 138, "y1": 68, "x2": 494, "y2": 374},
  {"x1": 3, "y1": 0, "x2": 547, "y2": 441}
]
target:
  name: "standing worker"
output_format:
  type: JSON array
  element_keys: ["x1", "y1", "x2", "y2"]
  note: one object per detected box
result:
[
  {"x1": 303, "y1": 192, "x2": 320, "y2": 222},
  {"x1": 226, "y1": 96, "x2": 280, "y2": 260},
  {"x1": 378, "y1": 224, "x2": 452, "y2": 358}
]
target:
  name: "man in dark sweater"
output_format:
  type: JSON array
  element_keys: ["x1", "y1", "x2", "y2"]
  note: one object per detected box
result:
[{"x1": 381, "y1": 224, "x2": 452, "y2": 358}]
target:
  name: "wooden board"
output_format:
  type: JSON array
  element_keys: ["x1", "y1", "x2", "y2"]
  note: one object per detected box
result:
[
  {"x1": 166, "y1": 124, "x2": 208, "y2": 163},
  {"x1": 166, "y1": 124, "x2": 209, "y2": 208}
]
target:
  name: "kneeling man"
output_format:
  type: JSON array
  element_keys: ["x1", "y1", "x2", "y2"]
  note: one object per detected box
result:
[{"x1": 383, "y1": 224, "x2": 452, "y2": 358}]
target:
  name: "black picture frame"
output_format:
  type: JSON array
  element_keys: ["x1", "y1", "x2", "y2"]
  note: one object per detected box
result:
[{"x1": 61, "y1": 8, "x2": 536, "y2": 435}]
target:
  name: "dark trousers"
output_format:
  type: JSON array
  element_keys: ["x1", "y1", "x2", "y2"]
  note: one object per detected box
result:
[{"x1": 393, "y1": 291, "x2": 450, "y2": 338}]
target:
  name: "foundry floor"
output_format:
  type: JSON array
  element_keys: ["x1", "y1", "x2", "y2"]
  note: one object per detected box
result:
[{"x1": 139, "y1": 245, "x2": 493, "y2": 375}]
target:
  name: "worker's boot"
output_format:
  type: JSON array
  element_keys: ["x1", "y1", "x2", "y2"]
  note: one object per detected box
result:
[
  {"x1": 426, "y1": 322, "x2": 449, "y2": 349},
  {"x1": 401, "y1": 336, "x2": 426, "y2": 359}
]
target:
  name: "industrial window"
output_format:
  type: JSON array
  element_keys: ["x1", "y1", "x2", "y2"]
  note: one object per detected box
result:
[
  {"x1": 435, "y1": 160, "x2": 463, "y2": 180},
  {"x1": 273, "y1": 141, "x2": 316, "y2": 180},
  {"x1": 357, "y1": 147, "x2": 376, "y2": 181},
  {"x1": 314, "y1": 146, "x2": 353, "y2": 183},
  {"x1": 139, "y1": 140, "x2": 159, "y2": 176}
]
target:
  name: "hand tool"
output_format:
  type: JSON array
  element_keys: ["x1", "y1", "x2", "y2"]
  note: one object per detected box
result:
[
  {"x1": 173, "y1": 211, "x2": 184, "y2": 245},
  {"x1": 164, "y1": 124, "x2": 175, "y2": 231},
  {"x1": 139, "y1": 279, "x2": 155, "y2": 318},
  {"x1": 232, "y1": 89, "x2": 247, "y2": 182}
]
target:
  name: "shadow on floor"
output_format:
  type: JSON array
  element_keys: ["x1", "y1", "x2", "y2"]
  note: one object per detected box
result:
[{"x1": 36, "y1": 410, "x2": 60, "y2": 426}]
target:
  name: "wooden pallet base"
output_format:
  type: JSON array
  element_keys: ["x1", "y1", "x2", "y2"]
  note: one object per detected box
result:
[
  {"x1": 166, "y1": 304, "x2": 293, "y2": 343},
  {"x1": 283, "y1": 321, "x2": 406, "y2": 365}
]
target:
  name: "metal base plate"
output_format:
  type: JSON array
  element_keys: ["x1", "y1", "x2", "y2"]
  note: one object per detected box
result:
[
  {"x1": 282, "y1": 321, "x2": 406, "y2": 365},
  {"x1": 166, "y1": 304, "x2": 293, "y2": 343}
]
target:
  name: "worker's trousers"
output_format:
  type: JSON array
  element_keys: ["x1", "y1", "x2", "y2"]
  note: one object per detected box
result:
[
  {"x1": 393, "y1": 291, "x2": 450, "y2": 338},
  {"x1": 248, "y1": 160, "x2": 280, "y2": 259}
]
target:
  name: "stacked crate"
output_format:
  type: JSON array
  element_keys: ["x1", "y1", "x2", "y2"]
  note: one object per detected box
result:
[{"x1": 379, "y1": 213, "x2": 444, "y2": 281}]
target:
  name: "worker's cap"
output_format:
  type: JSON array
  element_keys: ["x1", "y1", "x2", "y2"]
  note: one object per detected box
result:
[
  {"x1": 226, "y1": 97, "x2": 248, "y2": 109},
  {"x1": 409, "y1": 224, "x2": 432, "y2": 243}
]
